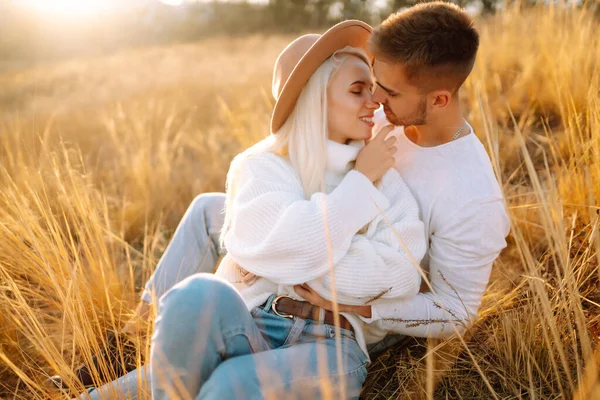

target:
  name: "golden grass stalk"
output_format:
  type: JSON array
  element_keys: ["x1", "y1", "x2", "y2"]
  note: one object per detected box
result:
[{"x1": 1, "y1": 4, "x2": 599, "y2": 399}]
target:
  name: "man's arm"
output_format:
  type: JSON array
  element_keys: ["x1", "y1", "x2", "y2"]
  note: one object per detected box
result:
[
  {"x1": 358, "y1": 197, "x2": 510, "y2": 338},
  {"x1": 359, "y1": 258, "x2": 496, "y2": 338},
  {"x1": 297, "y1": 197, "x2": 510, "y2": 338}
]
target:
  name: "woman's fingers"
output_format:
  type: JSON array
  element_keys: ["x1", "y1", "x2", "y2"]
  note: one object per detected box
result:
[
  {"x1": 376, "y1": 125, "x2": 395, "y2": 141},
  {"x1": 366, "y1": 125, "x2": 394, "y2": 146}
]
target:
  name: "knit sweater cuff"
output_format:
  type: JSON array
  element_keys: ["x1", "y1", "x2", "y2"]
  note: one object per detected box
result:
[
  {"x1": 329, "y1": 170, "x2": 390, "y2": 237},
  {"x1": 357, "y1": 304, "x2": 383, "y2": 324}
]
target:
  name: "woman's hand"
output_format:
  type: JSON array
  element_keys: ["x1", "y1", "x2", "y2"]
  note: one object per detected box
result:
[
  {"x1": 294, "y1": 284, "x2": 372, "y2": 318},
  {"x1": 354, "y1": 125, "x2": 397, "y2": 183}
]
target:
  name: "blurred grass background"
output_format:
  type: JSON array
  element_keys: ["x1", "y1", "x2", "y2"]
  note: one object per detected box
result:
[{"x1": 1, "y1": 0, "x2": 599, "y2": 398}]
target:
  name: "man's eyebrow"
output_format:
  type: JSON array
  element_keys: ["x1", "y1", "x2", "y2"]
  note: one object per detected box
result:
[
  {"x1": 375, "y1": 80, "x2": 397, "y2": 94},
  {"x1": 372, "y1": 60, "x2": 398, "y2": 94}
]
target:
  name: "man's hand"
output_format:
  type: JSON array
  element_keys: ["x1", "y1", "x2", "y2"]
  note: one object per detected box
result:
[{"x1": 294, "y1": 284, "x2": 372, "y2": 319}]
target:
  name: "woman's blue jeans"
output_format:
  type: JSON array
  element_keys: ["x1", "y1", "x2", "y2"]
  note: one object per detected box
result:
[
  {"x1": 77, "y1": 193, "x2": 409, "y2": 399},
  {"x1": 81, "y1": 274, "x2": 368, "y2": 399}
]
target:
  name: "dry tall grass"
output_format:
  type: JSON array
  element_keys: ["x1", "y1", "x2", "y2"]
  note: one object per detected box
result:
[{"x1": 0, "y1": 4, "x2": 599, "y2": 399}]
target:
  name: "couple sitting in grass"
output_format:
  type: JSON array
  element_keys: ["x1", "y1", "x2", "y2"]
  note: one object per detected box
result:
[{"x1": 49, "y1": 2, "x2": 510, "y2": 399}]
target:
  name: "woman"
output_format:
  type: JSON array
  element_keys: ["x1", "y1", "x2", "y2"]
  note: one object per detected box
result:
[
  {"x1": 150, "y1": 20, "x2": 426, "y2": 400},
  {"x1": 78, "y1": 20, "x2": 425, "y2": 399}
]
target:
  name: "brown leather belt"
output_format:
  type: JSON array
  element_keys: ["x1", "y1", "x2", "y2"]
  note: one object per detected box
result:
[{"x1": 270, "y1": 295, "x2": 354, "y2": 333}]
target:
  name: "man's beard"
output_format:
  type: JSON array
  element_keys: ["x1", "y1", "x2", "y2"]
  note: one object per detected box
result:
[{"x1": 386, "y1": 96, "x2": 427, "y2": 126}]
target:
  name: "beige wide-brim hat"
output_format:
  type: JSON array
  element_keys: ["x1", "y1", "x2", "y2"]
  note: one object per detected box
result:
[{"x1": 270, "y1": 20, "x2": 372, "y2": 134}]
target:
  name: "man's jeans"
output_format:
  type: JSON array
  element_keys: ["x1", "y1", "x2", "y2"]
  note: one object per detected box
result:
[{"x1": 78, "y1": 193, "x2": 406, "y2": 399}]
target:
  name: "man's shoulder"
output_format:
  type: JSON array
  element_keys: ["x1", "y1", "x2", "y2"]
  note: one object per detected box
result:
[
  {"x1": 437, "y1": 133, "x2": 503, "y2": 201},
  {"x1": 424, "y1": 133, "x2": 507, "y2": 232}
]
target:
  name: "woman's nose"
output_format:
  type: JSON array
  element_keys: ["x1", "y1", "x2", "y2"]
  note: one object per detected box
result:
[{"x1": 364, "y1": 94, "x2": 379, "y2": 110}]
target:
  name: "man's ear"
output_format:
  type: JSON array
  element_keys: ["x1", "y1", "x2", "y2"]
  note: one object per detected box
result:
[{"x1": 432, "y1": 90, "x2": 452, "y2": 108}]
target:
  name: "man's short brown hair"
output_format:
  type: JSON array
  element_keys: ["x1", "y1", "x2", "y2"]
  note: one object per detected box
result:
[{"x1": 369, "y1": 1, "x2": 479, "y2": 93}]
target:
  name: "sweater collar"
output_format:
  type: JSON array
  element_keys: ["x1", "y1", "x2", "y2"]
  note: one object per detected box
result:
[{"x1": 326, "y1": 139, "x2": 364, "y2": 176}]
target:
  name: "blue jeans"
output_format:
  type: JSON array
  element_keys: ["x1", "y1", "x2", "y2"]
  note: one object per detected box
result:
[
  {"x1": 78, "y1": 194, "x2": 406, "y2": 399},
  {"x1": 155, "y1": 274, "x2": 369, "y2": 399},
  {"x1": 81, "y1": 274, "x2": 368, "y2": 399},
  {"x1": 140, "y1": 193, "x2": 226, "y2": 304}
]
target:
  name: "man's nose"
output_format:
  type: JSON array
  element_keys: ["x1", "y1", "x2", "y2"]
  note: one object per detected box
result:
[{"x1": 371, "y1": 86, "x2": 386, "y2": 104}]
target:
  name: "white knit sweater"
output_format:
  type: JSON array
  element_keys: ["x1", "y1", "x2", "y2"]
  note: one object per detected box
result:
[
  {"x1": 215, "y1": 140, "x2": 426, "y2": 358},
  {"x1": 354, "y1": 110, "x2": 511, "y2": 341}
]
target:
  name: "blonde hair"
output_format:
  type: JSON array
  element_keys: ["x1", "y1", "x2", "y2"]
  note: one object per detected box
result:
[{"x1": 220, "y1": 46, "x2": 370, "y2": 246}]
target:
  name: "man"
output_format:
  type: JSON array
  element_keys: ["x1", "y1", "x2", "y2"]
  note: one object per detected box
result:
[
  {"x1": 51, "y1": 1, "x2": 510, "y2": 393},
  {"x1": 294, "y1": 2, "x2": 510, "y2": 343}
]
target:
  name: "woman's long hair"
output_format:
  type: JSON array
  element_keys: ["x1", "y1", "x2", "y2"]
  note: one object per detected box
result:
[{"x1": 221, "y1": 46, "x2": 370, "y2": 245}]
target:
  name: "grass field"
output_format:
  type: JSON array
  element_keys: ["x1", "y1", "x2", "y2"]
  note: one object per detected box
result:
[{"x1": 1, "y1": 4, "x2": 599, "y2": 399}]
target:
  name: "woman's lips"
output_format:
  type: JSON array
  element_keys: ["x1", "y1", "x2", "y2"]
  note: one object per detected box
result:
[{"x1": 360, "y1": 116, "x2": 374, "y2": 127}]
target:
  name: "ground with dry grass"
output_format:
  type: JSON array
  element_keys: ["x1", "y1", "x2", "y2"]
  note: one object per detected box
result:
[{"x1": 1, "y1": 5, "x2": 599, "y2": 399}]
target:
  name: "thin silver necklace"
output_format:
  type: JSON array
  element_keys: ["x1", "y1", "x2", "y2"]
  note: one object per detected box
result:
[{"x1": 451, "y1": 120, "x2": 468, "y2": 141}]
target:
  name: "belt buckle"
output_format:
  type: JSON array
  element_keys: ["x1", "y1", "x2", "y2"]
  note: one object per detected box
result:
[{"x1": 271, "y1": 295, "x2": 294, "y2": 319}]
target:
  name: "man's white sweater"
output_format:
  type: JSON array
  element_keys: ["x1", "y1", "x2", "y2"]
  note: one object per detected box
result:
[
  {"x1": 216, "y1": 139, "x2": 426, "y2": 358},
  {"x1": 357, "y1": 109, "x2": 511, "y2": 340}
]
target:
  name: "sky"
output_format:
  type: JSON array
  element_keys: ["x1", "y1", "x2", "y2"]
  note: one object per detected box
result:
[
  {"x1": 11, "y1": 0, "x2": 200, "y2": 19},
  {"x1": 12, "y1": 0, "x2": 389, "y2": 20},
  {"x1": 14, "y1": 0, "x2": 151, "y2": 18}
]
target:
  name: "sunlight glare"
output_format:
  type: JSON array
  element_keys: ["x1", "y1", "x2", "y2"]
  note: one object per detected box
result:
[{"x1": 17, "y1": 0, "x2": 119, "y2": 18}]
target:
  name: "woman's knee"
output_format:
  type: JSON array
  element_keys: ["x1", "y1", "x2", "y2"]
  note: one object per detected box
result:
[
  {"x1": 189, "y1": 193, "x2": 225, "y2": 224},
  {"x1": 198, "y1": 360, "x2": 259, "y2": 400},
  {"x1": 188, "y1": 193, "x2": 226, "y2": 252}
]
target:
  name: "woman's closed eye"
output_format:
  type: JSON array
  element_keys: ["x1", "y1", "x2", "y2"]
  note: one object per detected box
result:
[
  {"x1": 350, "y1": 84, "x2": 364, "y2": 95},
  {"x1": 351, "y1": 85, "x2": 373, "y2": 96}
]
